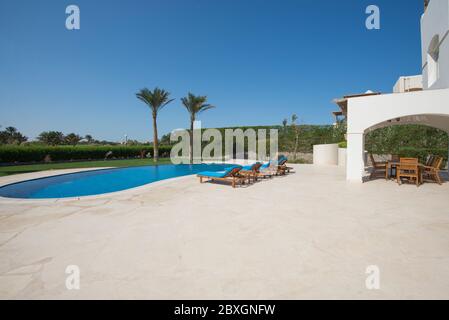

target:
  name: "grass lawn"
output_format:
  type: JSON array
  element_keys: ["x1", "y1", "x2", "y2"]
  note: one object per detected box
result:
[{"x1": 0, "y1": 158, "x2": 172, "y2": 177}]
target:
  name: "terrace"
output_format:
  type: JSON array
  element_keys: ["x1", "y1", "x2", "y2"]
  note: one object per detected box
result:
[
  {"x1": 1, "y1": 164, "x2": 449, "y2": 299},
  {"x1": 1, "y1": 0, "x2": 448, "y2": 301}
]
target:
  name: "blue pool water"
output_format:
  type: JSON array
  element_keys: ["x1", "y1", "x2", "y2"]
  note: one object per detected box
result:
[{"x1": 0, "y1": 164, "x2": 233, "y2": 199}]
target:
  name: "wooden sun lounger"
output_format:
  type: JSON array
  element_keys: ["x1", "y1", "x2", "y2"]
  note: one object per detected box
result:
[
  {"x1": 198, "y1": 167, "x2": 245, "y2": 188},
  {"x1": 240, "y1": 163, "x2": 262, "y2": 183},
  {"x1": 256, "y1": 158, "x2": 292, "y2": 177},
  {"x1": 256, "y1": 163, "x2": 277, "y2": 178},
  {"x1": 255, "y1": 168, "x2": 275, "y2": 179},
  {"x1": 281, "y1": 165, "x2": 294, "y2": 172},
  {"x1": 276, "y1": 159, "x2": 292, "y2": 175}
]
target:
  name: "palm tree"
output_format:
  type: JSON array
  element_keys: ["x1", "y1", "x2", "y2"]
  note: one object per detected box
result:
[
  {"x1": 291, "y1": 114, "x2": 298, "y2": 124},
  {"x1": 65, "y1": 133, "x2": 82, "y2": 146},
  {"x1": 37, "y1": 131, "x2": 64, "y2": 146},
  {"x1": 0, "y1": 127, "x2": 28, "y2": 145},
  {"x1": 282, "y1": 119, "x2": 288, "y2": 132},
  {"x1": 136, "y1": 87, "x2": 174, "y2": 162},
  {"x1": 291, "y1": 114, "x2": 300, "y2": 160},
  {"x1": 181, "y1": 93, "x2": 215, "y2": 163},
  {"x1": 85, "y1": 134, "x2": 94, "y2": 144}
]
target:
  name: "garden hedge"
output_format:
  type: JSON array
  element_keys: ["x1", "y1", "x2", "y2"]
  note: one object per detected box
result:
[
  {"x1": 0, "y1": 145, "x2": 172, "y2": 164},
  {"x1": 384, "y1": 147, "x2": 447, "y2": 164}
]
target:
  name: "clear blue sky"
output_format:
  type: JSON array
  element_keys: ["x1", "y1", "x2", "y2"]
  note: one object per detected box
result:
[{"x1": 0, "y1": 0, "x2": 424, "y2": 142}]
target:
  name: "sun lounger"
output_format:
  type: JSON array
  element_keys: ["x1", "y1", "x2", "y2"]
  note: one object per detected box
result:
[
  {"x1": 277, "y1": 155, "x2": 294, "y2": 173},
  {"x1": 197, "y1": 166, "x2": 245, "y2": 188},
  {"x1": 257, "y1": 161, "x2": 278, "y2": 177},
  {"x1": 259, "y1": 156, "x2": 292, "y2": 176},
  {"x1": 240, "y1": 163, "x2": 262, "y2": 183}
]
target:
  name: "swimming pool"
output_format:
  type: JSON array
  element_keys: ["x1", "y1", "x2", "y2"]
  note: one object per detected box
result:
[{"x1": 0, "y1": 163, "x2": 233, "y2": 199}]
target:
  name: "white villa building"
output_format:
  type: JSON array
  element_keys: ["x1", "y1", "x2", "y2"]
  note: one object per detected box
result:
[{"x1": 342, "y1": 0, "x2": 449, "y2": 182}]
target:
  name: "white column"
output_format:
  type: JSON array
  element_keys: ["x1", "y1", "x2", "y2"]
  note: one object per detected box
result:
[{"x1": 346, "y1": 133, "x2": 365, "y2": 182}]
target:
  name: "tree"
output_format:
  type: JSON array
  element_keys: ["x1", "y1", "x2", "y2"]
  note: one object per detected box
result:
[
  {"x1": 65, "y1": 133, "x2": 82, "y2": 146},
  {"x1": 0, "y1": 127, "x2": 28, "y2": 145},
  {"x1": 181, "y1": 93, "x2": 215, "y2": 163},
  {"x1": 136, "y1": 87, "x2": 174, "y2": 162},
  {"x1": 85, "y1": 134, "x2": 94, "y2": 144},
  {"x1": 0, "y1": 132, "x2": 6, "y2": 145},
  {"x1": 291, "y1": 114, "x2": 301, "y2": 160},
  {"x1": 282, "y1": 119, "x2": 288, "y2": 132},
  {"x1": 37, "y1": 131, "x2": 64, "y2": 146},
  {"x1": 4, "y1": 127, "x2": 17, "y2": 136},
  {"x1": 160, "y1": 133, "x2": 172, "y2": 145},
  {"x1": 14, "y1": 132, "x2": 28, "y2": 144}
]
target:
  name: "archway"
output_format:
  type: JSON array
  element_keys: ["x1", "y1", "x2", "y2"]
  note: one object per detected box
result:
[
  {"x1": 364, "y1": 121, "x2": 448, "y2": 181},
  {"x1": 345, "y1": 88, "x2": 449, "y2": 181}
]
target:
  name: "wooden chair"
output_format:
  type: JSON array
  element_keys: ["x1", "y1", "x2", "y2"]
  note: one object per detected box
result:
[
  {"x1": 397, "y1": 158, "x2": 420, "y2": 187},
  {"x1": 425, "y1": 155, "x2": 435, "y2": 167},
  {"x1": 369, "y1": 154, "x2": 387, "y2": 180},
  {"x1": 422, "y1": 156, "x2": 443, "y2": 185}
]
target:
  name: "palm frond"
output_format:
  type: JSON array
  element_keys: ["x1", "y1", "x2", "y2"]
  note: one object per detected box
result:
[
  {"x1": 181, "y1": 93, "x2": 215, "y2": 119},
  {"x1": 136, "y1": 87, "x2": 174, "y2": 115},
  {"x1": 197, "y1": 104, "x2": 215, "y2": 115}
]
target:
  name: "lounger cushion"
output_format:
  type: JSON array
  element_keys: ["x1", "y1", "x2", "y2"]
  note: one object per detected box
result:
[
  {"x1": 278, "y1": 156, "x2": 288, "y2": 163},
  {"x1": 197, "y1": 165, "x2": 242, "y2": 178},
  {"x1": 260, "y1": 160, "x2": 276, "y2": 169},
  {"x1": 198, "y1": 171, "x2": 229, "y2": 178},
  {"x1": 242, "y1": 163, "x2": 261, "y2": 171}
]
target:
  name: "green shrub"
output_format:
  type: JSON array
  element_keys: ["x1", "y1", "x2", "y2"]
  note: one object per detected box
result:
[
  {"x1": 365, "y1": 125, "x2": 448, "y2": 167},
  {"x1": 365, "y1": 125, "x2": 448, "y2": 154},
  {"x1": 0, "y1": 145, "x2": 172, "y2": 163},
  {"x1": 395, "y1": 147, "x2": 447, "y2": 164},
  {"x1": 338, "y1": 141, "x2": 347, "y2": 148}
]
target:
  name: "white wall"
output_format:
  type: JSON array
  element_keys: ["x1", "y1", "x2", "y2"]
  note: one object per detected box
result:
[
  {"x1": 393, "y1": 75, "x2": 423, "y2": 93},
  {"x1": 347, "y1": 89, "x2": 449, "y2": 134},
  {"x1": 421, "y1": 0, "x2": 449, "y2": 90},
  {"x1": 313, "y1": 144, "x2": 338, "y2": 165},
  {"x1": 346, "y1": 88, "x2": 449, "y2": 181},
  {"x1": 346, "y1": 134, "x2": 364, "y2": 181},
  {"x1": 338, "y1": 148, "x2": 347, "y2": 167}
]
